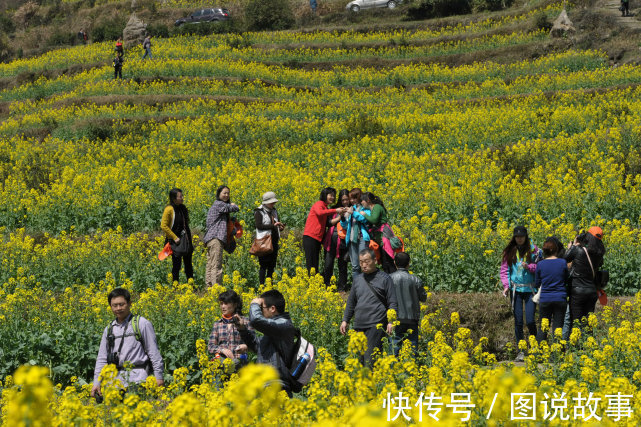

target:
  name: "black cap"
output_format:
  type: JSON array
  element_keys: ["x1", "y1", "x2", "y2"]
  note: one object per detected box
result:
[{"x1": 513, "y1": 226, "x2": 528, "y2": 237}]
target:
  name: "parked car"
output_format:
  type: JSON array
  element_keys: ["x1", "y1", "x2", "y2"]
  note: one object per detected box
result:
[
  {"x1": 175, "y1": 8, "x2": 231, "y2": 26},
  {"x1": 345, "y1": 0, "x2": 399, "y2": 12}
]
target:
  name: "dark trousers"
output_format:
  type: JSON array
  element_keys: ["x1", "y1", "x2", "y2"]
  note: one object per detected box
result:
[
  {"x1": 537, "y1": 300, "x2": 567, "y2": 341},
  {"x1": 570, "y1": 292, "x2": 598, "y2": 329},
  {"x1": 393, "y1": 321, "x2": 419, "y2": 356},
  {"x1": 510, "y1": 290, "x2": 537, "y2": 343},
  {"x1": 355, "y1": 325, "x2": 387, "y2": 365},
  {"x1": 303, "y1": 235, "x2": 322, "y2": 275},
  {"x1": 171, "y1": 251, "x2": 193, "y2": 282},
  {"x1": 380, "y1": 250, "x2": 397, "y2": 274},
  {"x1": 258, "y1": 242, "x2": 279, "y2": 285},
  {"x1": 114, "y1": 66, "x2": 122, "y2": 79},
  {"x1": 323, "y1": 248, "x2": 348, "y2": 290}
]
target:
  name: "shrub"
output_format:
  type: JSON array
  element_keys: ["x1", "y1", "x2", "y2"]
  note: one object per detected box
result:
[
  {"x1": 245, "y1": 0, "x2": 295, "y2": 31},
  {"x1": 533, "y1": 11, "x2": 553, "y2": 31},
  {"x1": 0, "y1": 12, "x2": 16, "y2": 34},
  {"x1": 147, "y1": 23, "x2": 170, "y2": 38},
  {"x1": 173, "y1": 20, "x2": 242, "y2": 37},
  {"x1": 406, "y1": 0, "x2": 471, "y2": 20},
  {"x1": 47, "y1": 29, "x2": 76, "y2": 47},
  {"x1": 470, "y1": 0, "x2": 513, "y2": 12},
  {"x1": 92, "y1": 18, "x2": 126, "y2": 43}
]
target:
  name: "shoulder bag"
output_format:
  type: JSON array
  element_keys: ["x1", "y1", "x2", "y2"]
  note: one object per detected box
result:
[
  {"x1": 170, "y1": 209, "x2": 192, "y2": 257},
  {"x1": 249, "y1": 210, "x2": 274, "y2": 256}
]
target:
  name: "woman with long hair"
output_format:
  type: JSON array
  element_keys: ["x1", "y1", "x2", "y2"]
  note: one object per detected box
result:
[
  {"x1": 500, "y1": 225, "x2": 541, "y2": 361},
  {"x1": 564, "y1": 227, "x2": 606, "y2": 329},
  {"x1": 203, "y1": 185, "x2": 240, "y2": 287},
  {"x1": 160, "y1": 188, "x2": 194, "y2": 282},
  {"x1": 303, "y1": 187, "x2": 347, "y2": 276},
  {"x1": 323, "y1": 189, "x2": 350, "y2": 291},
  {"x1": 358, "y1": 192, "x2": 396, "y2": 274}
]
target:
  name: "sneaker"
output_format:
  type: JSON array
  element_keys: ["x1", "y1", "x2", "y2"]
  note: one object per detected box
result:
[{"x1": 515, "y1": 351, "x2": 525, "y2": 362}]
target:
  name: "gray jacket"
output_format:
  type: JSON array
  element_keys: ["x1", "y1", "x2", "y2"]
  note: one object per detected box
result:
[
  {"x1": 343, "y1": 270, "x2": 398, "y2": 329},
  {"x1": 390, "y1": 268, "x2": 426, "y2": 323},
  {"x1": 239, "y1": 303, "x2": 297, "y2": 395}
]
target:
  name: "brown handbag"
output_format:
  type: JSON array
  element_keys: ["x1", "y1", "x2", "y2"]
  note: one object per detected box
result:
[
  {"x1": 249, "y1": 233, "x2": 273, "y2": 256},
  {"x1": 250, "y1": 210, "x2": 274, "y2": 256}
]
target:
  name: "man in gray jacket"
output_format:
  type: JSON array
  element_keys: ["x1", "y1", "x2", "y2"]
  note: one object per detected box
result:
[
  {"x1": 390, "y1": 252, "x2": 426, "y2": 355},
  {"x1": 236, "y1": 289, "x2": 298, "y2": 396},
  {"x1": 340, "y1": 249, "x2": 398, "y2": 364}
]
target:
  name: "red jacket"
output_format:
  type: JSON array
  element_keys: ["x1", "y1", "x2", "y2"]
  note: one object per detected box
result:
[{"x1": 303, "y1": 200, "x2": 337, "y2": 242}]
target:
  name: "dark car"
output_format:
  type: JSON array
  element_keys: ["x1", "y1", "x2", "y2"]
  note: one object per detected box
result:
[{"x1": 174, "y1": 8, "x2": 230, "y2": 26}]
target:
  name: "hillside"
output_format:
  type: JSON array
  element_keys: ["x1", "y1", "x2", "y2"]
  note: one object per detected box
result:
[{"x1": 2, "y1": 0, "x2": 641, "y2": 423}]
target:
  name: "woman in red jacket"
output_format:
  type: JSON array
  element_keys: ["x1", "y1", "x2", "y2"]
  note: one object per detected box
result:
[{"x1": 303, "y1": 187, "x2": 347, "y2": 276}]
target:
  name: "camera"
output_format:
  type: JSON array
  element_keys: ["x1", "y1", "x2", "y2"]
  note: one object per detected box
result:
[{"x1": 107, "y1": 352, "x2": 120, "y2": 366}]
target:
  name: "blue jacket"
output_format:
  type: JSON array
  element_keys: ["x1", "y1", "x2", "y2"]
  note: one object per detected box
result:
[{"x1": 341, "y1": 206, "x2": 370, "y2": 245}]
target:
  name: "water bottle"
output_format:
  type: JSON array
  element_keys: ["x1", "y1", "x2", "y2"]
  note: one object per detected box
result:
[{"x1": 291, "y1": 353, "x2": 310, "y2": 380}]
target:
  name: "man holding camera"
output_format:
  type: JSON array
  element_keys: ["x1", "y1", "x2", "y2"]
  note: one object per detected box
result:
[
  {"x1": 234, "y1": 289, "x2": 298, "y2": 397},
  {"x1": 91, "y1": 288, "x2": 164, "y2": 400}
]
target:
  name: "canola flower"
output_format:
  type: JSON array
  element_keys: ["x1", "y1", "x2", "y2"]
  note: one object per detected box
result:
[
  {"x1": 3, "y1": 279, "x2": 641, "y2": 425},
  {"x1": 1, "y1": 3, "x2": 641, "y2": 423}
]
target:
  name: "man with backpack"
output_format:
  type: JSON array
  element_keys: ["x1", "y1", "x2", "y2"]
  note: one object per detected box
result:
[
  {"x1": 235, "y1": 290, "x2": 302, "y2": 397},
  {"x1": 113, "y1": 54, "x2": 124, "y2": 79},
  {"x1": 91, "y1": 288, "x2": 164, "y2": 400},
  {"x1": 340, "y1": 248, "x2": 398, "y2": 365}
]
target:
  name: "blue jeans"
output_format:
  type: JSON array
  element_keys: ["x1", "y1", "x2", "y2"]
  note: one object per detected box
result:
[
  {"x1": 393, "y1": 321, "x2": 418, "y2": 356},
  {"x1": 348, "y1": 239, "x2": 368, "y2": 276},
  {"x1": 142, "y1": 47, "x2": 152, "y2": 59},
  {"x1": 510, "y1": 290, "x2": 537, "y2": 343}
]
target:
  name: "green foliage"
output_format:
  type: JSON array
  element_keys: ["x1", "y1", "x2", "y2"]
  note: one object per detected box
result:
[
  {"x1": 0, "y1": 11, "x2": 15, "y2": 34},
  {"x1": 92, "y1": 18, "x2": 126, "y2": 43},
  {"x1": 406, "y1": 0, "x2": 471, "y2": 20},
  {"x1": 147, "y1": 23, "x2": 170, "y2": 38},
  {"x1": 47, "y1": 29, "x2": 76, "y2": 47},
  {"x1": 245, "y1": 0, "x2": 295, "y2": 31},
  {"x1": 224, "y1": 33, "x2": 252, "y2": 49},
  {"x1": 533, "y1": 11, "x2": 553, "y2": 31},
  {"x1": 470, "y1": 0, "x2": 513, "y2": 12},
  {"x1": 173, "y1": 20, "x2": 242, "y2": 36}
]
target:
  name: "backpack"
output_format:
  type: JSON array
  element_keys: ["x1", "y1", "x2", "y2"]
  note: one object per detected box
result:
[
  {"x1": 381, "y1": 224, "x2": 404, "y2": 252},
  {"x1": 107, "y1": 314, "x2": 145, "y2": 349},
  {"x1": 281, "y1": 328, "x2": 316, "y2": 392}
]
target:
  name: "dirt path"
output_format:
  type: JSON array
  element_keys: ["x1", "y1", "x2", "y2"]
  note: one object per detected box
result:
[{"x1": 599, "y1": 0, "x2": 641, "y2": 29}]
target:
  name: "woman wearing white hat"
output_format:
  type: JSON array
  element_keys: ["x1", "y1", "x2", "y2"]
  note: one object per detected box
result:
[{"x1": 253, "y1": 191, "x2": 285, "y2": 285}]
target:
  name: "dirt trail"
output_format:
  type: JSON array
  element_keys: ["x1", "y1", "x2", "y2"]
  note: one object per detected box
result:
[{"x1": 599, "y1": 0, "x2": 641, "y2": 29}]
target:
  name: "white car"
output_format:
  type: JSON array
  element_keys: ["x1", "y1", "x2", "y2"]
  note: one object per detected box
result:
[{"x1": 346, "y1": 0, "x2": 399, "y2": 12}]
